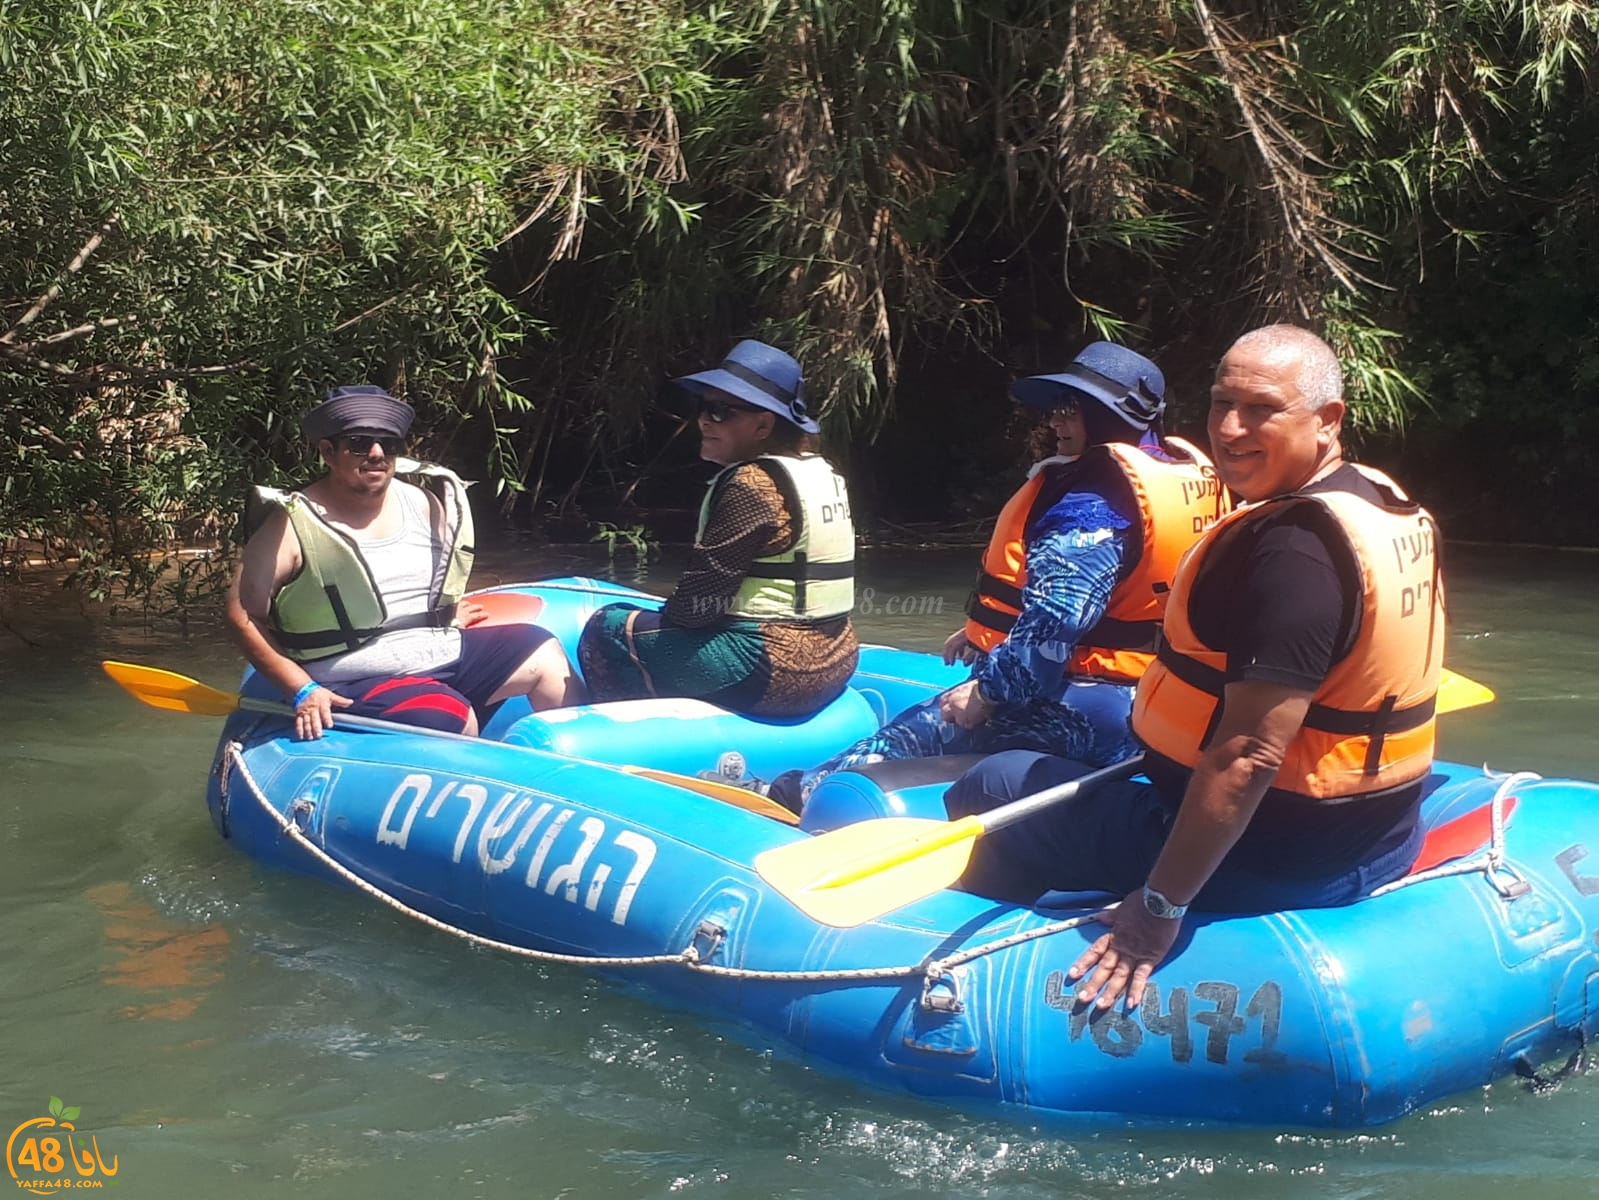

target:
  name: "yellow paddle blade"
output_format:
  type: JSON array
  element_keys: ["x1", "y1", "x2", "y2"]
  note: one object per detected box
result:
[
  {"x1": 755, "y1": 815, "x2": 984, "y2": 927},
  {"x1": 1438, "y1": 668, "x2": 1494, "y2": 714},
  {"x1": 621, "y1": 766, "x2": 801, "y2": 826},
  {"x1": 102, "y1": 661, "x2": 243, "y2": 716}
]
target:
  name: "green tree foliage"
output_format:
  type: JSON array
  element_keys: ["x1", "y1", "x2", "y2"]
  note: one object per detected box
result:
[
  {"x1": 518, "y1": 0, "x2": 1595, "y2": 445},
  {"x1": 0, "y1": 0, "x2": 734, "y2": 602},
  {"x1": 1382, "y1": 55, "x2": 1599, "y2": 542},
  {"x1": 4, "y1": 0, "x2": 1596, "y2": 605}
]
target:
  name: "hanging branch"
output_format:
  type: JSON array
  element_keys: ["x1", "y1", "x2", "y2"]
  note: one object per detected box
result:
[
  {"x1": 1191, "y1": 0, "x2": 1377, "y2": 305},
  {"x1": 1, "y1": 214, "x2": 120, "y2": 345}
]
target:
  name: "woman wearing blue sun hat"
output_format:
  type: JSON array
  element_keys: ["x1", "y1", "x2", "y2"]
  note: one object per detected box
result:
[
  {"x1": 764, "y1": 341, "x2": 1230, "y2": 813},
  {"x1": 577, "y1": 340, "x2": 859, "y2": 717}
]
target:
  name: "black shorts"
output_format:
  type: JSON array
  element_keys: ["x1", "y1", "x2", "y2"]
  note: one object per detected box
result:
[{"x1": 338, "y1": 624, "x2": 554, "y2": 732}]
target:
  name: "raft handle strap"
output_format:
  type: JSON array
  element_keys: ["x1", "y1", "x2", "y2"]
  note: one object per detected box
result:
[
  {"x1": 214, "y1": 740, "x2": 236, "y2": 838},
  {"x1": 690, "y1": 919, "x2": 727, "y2": 964},
  {"x1": 1514, "y1": 1032, "x2": 1587, "y2": 1094}
]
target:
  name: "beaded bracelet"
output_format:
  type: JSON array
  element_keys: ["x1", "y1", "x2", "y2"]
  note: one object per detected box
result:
[{"x1": 291, "y1": 680, "x2": 324, "y2": 710}]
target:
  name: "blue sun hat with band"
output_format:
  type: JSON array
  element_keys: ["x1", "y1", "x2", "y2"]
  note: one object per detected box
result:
[
  {"x1": 302, "y1": 385, "x2": 415, "y2": 442},
  {"x1": 1010, "y1": 341, "x2": 1166, "y2": 433},
  {"x1": 673, "y1": 340, "x2": 819, "y2": 434}
]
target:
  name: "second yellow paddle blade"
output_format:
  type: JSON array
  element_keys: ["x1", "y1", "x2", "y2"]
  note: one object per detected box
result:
[
  {"x1": 1438, "y1": 668, "x2": 1495, "y2": 714},
  {"x1": 621, "y1": 766, "x2": 801, "y2": 826},
  {"x1": 755, "y1": 817, "x2": 979, "y2": 928},
  {"x1": 102, "y1": 660, "x2": 242, "y2": 716}
]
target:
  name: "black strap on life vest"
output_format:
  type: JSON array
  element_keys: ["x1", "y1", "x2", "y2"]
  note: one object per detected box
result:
[
  {"x1": 1152, "y1": 643, "x2": 1436, "y2": 774},
  {"x1": 968, "y1": 575, "x2": 1156, "y2": 653},
  {"x1": 325, "y1": 583, "x2": 360, "y2": 653},
  {"x1": 744, "y1": 557, "x2": 854, "y2": 582},
  {"x1": 1078, "y1": 616, "x2": 1158, "y2": 652},
  {"x1": 1302, "y1": 692, "x2": 1434, "y2": 735},
  {"x1": 964, "y1": 594, "x2": 1015, "y2": 636},
  {"x1": 971, "y1": 568, "x2": 1024, "y2": 611},
  {"x1": 271, "y1": 599, "x2": 459, "y2": 653},
  {"x1": 965, "y1": 565, "x2": 1025, "y2": 635}
]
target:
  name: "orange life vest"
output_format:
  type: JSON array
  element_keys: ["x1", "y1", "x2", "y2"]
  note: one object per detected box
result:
[
  {"x1": 1131, "y1": 464, "x2": 1445, "y2": 801},
  {"x1": 963, "y1": 436, "x2": 1228, "y2": 684}
]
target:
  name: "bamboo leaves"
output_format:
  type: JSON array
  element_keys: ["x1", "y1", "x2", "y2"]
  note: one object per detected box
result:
[{"x1": 3, "y1": 0, "x2": 1595, "y2": 600}]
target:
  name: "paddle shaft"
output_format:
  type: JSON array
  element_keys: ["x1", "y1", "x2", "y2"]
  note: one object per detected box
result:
[
  {"x1": 810, "y1": 754, "x2": 1149, "y2": 891},
  {"x1": 974, "y1": 752, "x2": 1148, "y2": 837},
  {"x1": 238, "y1": 694, "x2": 801, "y2": 822},
  {"x1": 105, "y1": 666, "x2": 796, "y2": 819},
  {"x1": 237, "y1": 694, "x2": 484, "y2": 743}
]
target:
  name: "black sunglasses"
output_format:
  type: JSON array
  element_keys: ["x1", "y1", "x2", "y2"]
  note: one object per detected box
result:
[
  {"x1": 336, "y1": 434, "x2": 406, "y2": 457},
  {"x1": 697, "y1": 398, "x2": 763, "y2": 424},
  {"x1": 1047, "y1": 398, "x2": 1082, "y2": 419}
]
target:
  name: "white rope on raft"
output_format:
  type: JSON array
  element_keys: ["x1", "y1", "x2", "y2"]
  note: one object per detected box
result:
[
  {"x1": 1370, "y1": 768, "x2": 1537, "y2": 897},
  {"x1": 222, "y1": 743, "x2": 1523, "y2": 984},
  {"x1": 224, "y1": 742, "x2": 1101, "y2": 985}
]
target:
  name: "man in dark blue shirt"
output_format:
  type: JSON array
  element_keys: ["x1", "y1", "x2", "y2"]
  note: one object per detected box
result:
[{"x1": 945, "y1": 325, "x2": 1445, "y2": 1012}]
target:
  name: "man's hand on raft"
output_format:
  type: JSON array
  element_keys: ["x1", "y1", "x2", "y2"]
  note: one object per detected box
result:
[
  {"x1": 295, "y1": 686, "x2": 353, "y2": 740},
  {"x1": 455, "y1": 599, "x2": 489, "y2": 627},
  {"x1": 1067, "y1": 896, "x2": 1182, "y2": 1011}
]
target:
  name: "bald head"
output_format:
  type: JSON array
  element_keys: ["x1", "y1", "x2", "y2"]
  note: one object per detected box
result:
[
  {"x1": 1208, "y1": 324, "x2": 1347, "y2": 501},
  {"x1": 1225, "y1": 325, "x2": 1343, "y2": 413}
]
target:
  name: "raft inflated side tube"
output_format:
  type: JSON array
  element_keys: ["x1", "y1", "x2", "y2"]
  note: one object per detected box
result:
[{"x1": 500, "y1": 691, "x2": 879, "y2": 783}]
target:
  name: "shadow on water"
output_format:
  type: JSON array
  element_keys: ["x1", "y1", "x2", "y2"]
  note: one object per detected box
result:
[{"x1": 1, "y1": 543, "x2": 1596, "y2": 1198}]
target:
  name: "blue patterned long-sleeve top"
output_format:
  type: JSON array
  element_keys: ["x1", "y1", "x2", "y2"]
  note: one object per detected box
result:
[{"x1": 971, "y1": 483, "x2": 1134, "y2": 708}]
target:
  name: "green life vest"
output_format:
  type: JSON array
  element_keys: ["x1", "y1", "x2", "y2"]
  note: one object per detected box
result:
[
  {"x1": 695, "y1": 454, "x2": 855, "y2": 621},
  {"x1": 249, "y1": 459, "x2": 475, "y2": 661}
]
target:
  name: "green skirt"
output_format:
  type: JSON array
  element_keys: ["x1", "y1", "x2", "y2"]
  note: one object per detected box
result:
[{"x1": 577, "y1": 603, "x2": 774, "y2": 713}]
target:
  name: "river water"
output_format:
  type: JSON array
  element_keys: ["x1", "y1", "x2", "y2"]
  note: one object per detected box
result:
[{"x1": 2, "y1": 544, "x2": 1596, "y2": 1198}]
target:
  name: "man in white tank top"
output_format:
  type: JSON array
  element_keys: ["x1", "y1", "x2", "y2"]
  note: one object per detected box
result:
[{"x1": 226, "y1": 386, "x2": 585, "y2": 739}]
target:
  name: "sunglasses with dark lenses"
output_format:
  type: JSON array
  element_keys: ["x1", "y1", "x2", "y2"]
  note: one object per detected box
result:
[
  {"x1": 1047, "y1": 398, "x2": 1082, "y2": 420},
  {"x1": 338, "y1": 434, "x2": 406, "y2": 457},
  {"x1": 697, "y1": 398, "x2": 763, "y2": 424}
]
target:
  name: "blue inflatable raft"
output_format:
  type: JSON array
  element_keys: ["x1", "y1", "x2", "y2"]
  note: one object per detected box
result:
[{"x1": 200, "y1": 577, "x2": 1599, "y2": 1128}]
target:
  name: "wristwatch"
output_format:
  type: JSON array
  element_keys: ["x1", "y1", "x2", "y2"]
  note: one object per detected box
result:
[{"x1": 1141, "y1": 884, "x2": 1189, "y2": 920}]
